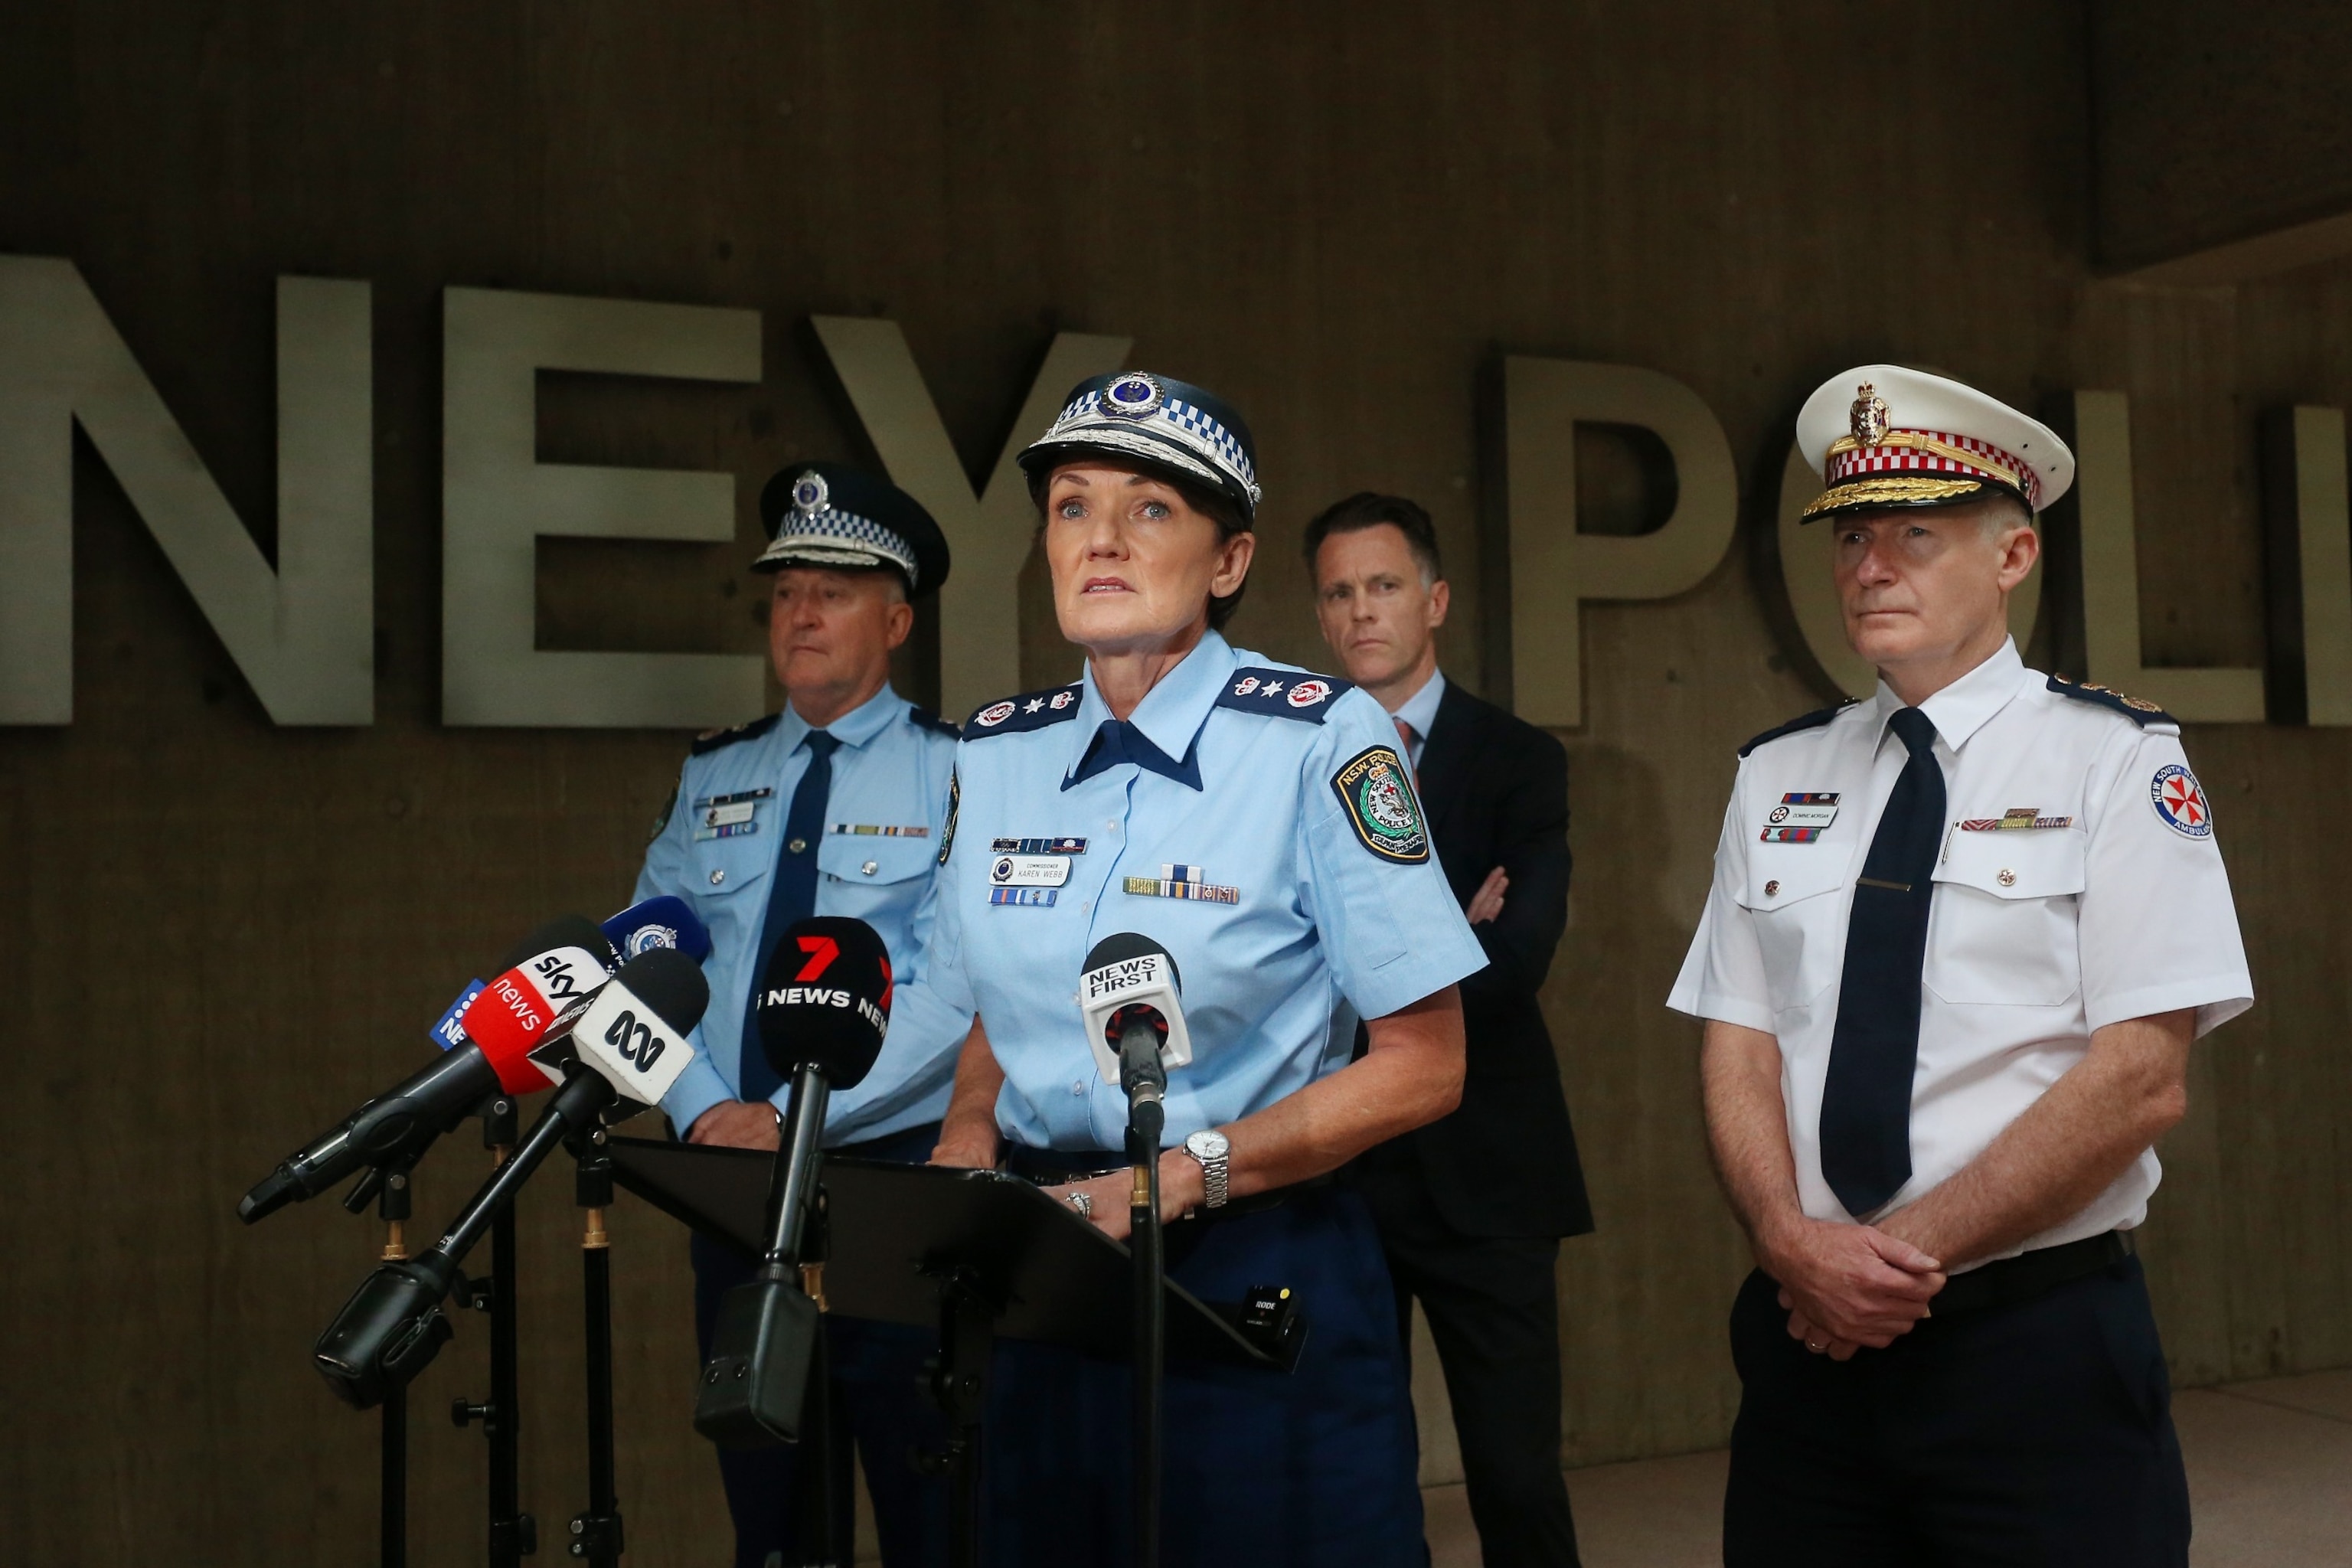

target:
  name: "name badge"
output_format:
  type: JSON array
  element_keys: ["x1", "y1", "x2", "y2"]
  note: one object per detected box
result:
[
  {"x1": 1760, "y1": 792, "x2": 1839, "y2": 844},
  {"x1": 990, "y1": 853, "x2": 1071, "y2": 888},
  {"x1": 702, "y1": 800, "x2": 758, "y2": 828}
]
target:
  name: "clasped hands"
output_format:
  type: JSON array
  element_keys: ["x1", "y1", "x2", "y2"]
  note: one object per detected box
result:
[{"x1": 1763, "y1": 1216, "x2": 1945, "y2": 1361}]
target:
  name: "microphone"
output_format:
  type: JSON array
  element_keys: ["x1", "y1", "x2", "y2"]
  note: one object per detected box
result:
[
  {"x1": 602, "y1": 893, "x2": 715, "y2": 964},
  {"x1": 694, "y1": 916, "x2": 893, "y2": 1447},
  {"x1": 238, "y1": 916, "x2": 616, "y2": 1223},
  {"x1": 1080, "y1": 933, "x2": 1191, "y2": 1145},
  {"x1": 311, "y1": 948, "x2": 709, "y2": 1409}
]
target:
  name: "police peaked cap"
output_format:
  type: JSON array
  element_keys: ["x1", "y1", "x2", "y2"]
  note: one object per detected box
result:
[
  {"x1": 1796, "y1": 364, "x2": 2075, "y2": 521},
  {"x1": 1018, "y1": 371, "x2": 1263, "y2": 524},
  {"x1": 755, "y1": 461, "x2": 951, "y2": 597}
]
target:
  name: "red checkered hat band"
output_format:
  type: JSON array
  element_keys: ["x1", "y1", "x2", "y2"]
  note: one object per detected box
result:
[{"x1": 1824, "y1": 428, "x2": 2040, "y2": 509}]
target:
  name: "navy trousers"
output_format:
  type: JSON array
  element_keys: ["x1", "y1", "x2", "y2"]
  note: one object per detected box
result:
[
  {"x1": 979, "y1": 1184, "x2": 1425, "y2": 1568},
  {"x1": 1723, "y1": 1254, "x2": 2190, "y2": 1568},
  {"x1": 690, "y1": 1122, "x2": 951, "y2": 1568}
]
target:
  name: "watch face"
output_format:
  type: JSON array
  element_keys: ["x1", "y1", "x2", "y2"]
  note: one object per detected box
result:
[{"x1": 1187, "y1": 1130, "x2": 1230, "y2": 1159}]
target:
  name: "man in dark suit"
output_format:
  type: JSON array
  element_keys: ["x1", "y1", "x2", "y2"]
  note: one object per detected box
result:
[{"x1": 1308, "y1": 492, "x2": 1593, "y2": 1568}]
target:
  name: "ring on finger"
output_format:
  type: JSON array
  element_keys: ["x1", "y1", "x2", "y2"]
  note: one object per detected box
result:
[
  {"x1": 1067, "y1": 1191, "x2": 1093, "y2": 1220},
  {"x1": 1805, "y1": 1337, "x2": 1826, "y2": 1352}
]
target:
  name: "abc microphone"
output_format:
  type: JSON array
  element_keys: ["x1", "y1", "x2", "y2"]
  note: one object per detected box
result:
[
  {"x1": 238, "y1": 916, "x2": 616, "y2": 1223},
  {"x1": 694, "y1": 916, "x2": 892, "y2": 1447},
  {"x1": 311, "y1": 948, "x2": 709, "y2": 1409}
]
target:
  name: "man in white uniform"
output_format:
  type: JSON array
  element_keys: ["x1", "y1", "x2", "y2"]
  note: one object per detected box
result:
[{"x1": 1669, "y1": 365, "x2": 2253, "y2": 1566}]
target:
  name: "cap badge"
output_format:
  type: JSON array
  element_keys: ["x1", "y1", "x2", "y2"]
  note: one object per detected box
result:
[
  {"x1": 1850, "y1": 383, "x2": 1890, "y2": 448},
  {"x1": 789, "y1": 470, "x2": 830, "y2": 514},
  {"x1": 1102, "y1": 372, "x2": 1165, "y2": 420}
]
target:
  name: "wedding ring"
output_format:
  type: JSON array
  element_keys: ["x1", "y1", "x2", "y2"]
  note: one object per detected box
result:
[
  {"x1": 1806, "y1": 1337, "x2": 1825, "y2": 1352},
  {"x1": 1068, "y1": 1191, "x2": 1093, "y2": 1220}
]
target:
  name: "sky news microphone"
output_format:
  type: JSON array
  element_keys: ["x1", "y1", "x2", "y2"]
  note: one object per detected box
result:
[
  {"x1": 312, "y1": 948, "x2": 708, "y2": 1409},
  {"x1": 238, "y1": 916, "x2": 616, "y2": 1223},
  {"x1": 694, "y1": 916, "x2": 892, "y2": 1447},
  {"x1": 1080, "y1": 933, "x2": 1191, "y2": 1146}
]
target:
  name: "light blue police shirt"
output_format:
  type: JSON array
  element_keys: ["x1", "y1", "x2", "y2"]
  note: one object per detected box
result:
[
  {"x1": 926, "y1": 631, "x2": 1488, "y2": 1152},
  {"x1": 635, "y1": 682, "x2": 973, "y2": 1145}
]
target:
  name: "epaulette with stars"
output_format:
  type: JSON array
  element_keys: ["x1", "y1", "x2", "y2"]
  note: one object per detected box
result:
[
  {"x1": 1214, "y1": 667, "x2": 1354, "y2": 724},
  {"x1": 963, "y1": 681, "x2": 1084, "y2": 737},
  {"x1": 2046, "y1": 675, "x2": 2181, "y2": 733},
  {"x1": 689, "y1": 710, "x2": 782, "y2": 756}
]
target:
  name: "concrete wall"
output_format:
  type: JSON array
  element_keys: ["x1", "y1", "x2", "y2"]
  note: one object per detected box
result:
[{"x1": 3, "y1": 4, "x2": 2348, "y2": 1561}]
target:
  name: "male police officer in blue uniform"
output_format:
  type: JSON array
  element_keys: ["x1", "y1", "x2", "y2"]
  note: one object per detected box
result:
[{"x1": 636, "y1": 462, "x2": 971, "y2": 1568}]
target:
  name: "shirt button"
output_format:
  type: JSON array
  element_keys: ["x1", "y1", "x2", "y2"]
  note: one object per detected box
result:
[
  {"x1": 1764, "y1": 880, "x2": 1780, "y2": 897},
  {"x1": 1072, "y1": 1080, "x2": 1087, "y2": 1096},
  {"x1": 862, "y1": 860, "x2": 879, "y2": 876},
  {"x1": 1998, "y1": 868, "x2": 2017, "y2": 887},
  {"x1": 789, "y1": 837, "x2": 808, "y2": 854},
  {"x1": 709, "y1": 868, "x2": 726, "y2": 887}
]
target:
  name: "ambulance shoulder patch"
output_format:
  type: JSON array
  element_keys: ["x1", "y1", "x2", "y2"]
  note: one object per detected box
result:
[
  {"x1": 689, "y1": 710, "x2": 782, "y2": 756},
  {"x1": 1738, "y1": 702, "x2": 1853, "y2": 758},
  {"x1": 1217, "y1": 667, "x2": 1354, "y2": 724},
  {"x1": 1330, "y1": 745, "x2": 1429, "y2": 863},
  {"x1": 2047, "y1": 675, "x2": 2180, "y2": 734},
  {"x1": 964, "y1": 684, "x2": 1083, "y2": 737}
]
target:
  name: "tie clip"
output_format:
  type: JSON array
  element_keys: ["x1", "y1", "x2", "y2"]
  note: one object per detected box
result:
[{"x1": 1855, "y1": 876, "x2": 1912, "y2": 892}]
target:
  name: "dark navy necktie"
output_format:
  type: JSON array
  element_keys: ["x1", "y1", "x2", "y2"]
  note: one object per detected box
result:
[
  {"x1": 1819, "y1": 707, "x2": 1945, "y2": 1218},
  {"x1": 739, "y1": 729, "x2": 839, "y2": 1102}
]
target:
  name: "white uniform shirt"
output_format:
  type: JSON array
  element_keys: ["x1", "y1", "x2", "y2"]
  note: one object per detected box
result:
[{"x1": 1668, "y1": 639, "x2": 2253, "y2": 1258}]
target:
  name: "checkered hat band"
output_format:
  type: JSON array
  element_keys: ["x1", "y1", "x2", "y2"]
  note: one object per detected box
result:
[
  {"x1": 1825, "y1": 430, "x2": 2040, "y2": 508},
  {"x1": 1044, "y1": 391, "x2": 1262, "y2": 505},
  {"x1": 756, "y1": 506, "x2": 918, "y2": 585}
]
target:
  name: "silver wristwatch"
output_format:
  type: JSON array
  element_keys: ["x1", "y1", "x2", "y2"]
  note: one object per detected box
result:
[{"x1": 1183, "y1": 1129, "x2": 1232, "y2": 1210}]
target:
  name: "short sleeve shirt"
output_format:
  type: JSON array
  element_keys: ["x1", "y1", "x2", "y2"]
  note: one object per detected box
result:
[
  {"x1": 634, "y1": 683, "x2": 971, "y2": 1144},
  {"x1": 1668, "y1": 639, "x2": 2253, "y2": 1252},
  {"x1": 927, "y1": 631, "x2": 1488, "y2": 1152}
]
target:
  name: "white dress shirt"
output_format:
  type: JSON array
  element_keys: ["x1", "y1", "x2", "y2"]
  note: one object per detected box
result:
[
  {"x1": 1387, "y1": 668, "x2": 1447, "y2": 770},
  {"x1": 1668, "y1": 639, "x2": 2253, "y2": 1259}
]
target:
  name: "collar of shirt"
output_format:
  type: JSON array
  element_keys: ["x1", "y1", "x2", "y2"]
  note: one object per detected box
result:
[
  {"x1": 1061, "y1": 631, "x2": 1239, "y2": 790},
  {"x1": 777, "y1": 680, "x2": 903, "y2": 756},
  {"x1": 1868, "y1": 638, "x2": 2027, "y2": 756},
  {"x1": 1389, "y1": 667, "x2": 1448, "y2": 762}
]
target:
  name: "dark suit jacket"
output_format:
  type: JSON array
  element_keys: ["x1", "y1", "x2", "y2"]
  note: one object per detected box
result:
[{"x1": 1356, "y1": 677, "x2": 1595, "y2": 1240}]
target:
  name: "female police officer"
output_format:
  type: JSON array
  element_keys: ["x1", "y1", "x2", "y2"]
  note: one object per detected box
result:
[{"x1": 923, "y1": 371, "x2": 1488, "y2": 1566}]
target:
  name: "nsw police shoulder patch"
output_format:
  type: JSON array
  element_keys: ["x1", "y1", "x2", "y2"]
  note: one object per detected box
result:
[
  {"x1": 1331, "y1": 745, "x2": 1429, "y2": 863},
  {"x1": 939, "y1": 769, "x2": 960, "y2": 864}
]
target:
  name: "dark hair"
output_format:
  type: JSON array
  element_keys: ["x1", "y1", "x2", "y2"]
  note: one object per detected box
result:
[
  {"x1": 1033, "y1": 460, "x2": 1254, "y2": 632},
  {"x1": 1302, "y1": 492, "x2": 1443, "y2": 583}
]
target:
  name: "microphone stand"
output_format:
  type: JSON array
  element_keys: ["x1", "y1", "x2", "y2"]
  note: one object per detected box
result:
[
  {"x1": 1118, "y1": 1024, "x2": 1166, "y2": 1568},
  {"x1": 452, "y1": 1093, "x2": 536, "y2": 1567},
  {"x1": 570, "y1": 1125, "x2": 625, "y2": 1568},
  {"x1": 374, "y1": 1158, "x2": 416, "y2": 1568}
]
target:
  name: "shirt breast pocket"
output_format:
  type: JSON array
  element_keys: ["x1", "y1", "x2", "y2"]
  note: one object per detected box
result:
[
  {"x1": 1926, "y1": 828, "x2": 2086, "y2": 1006},
  {"x1": 818, "y1": 835, "x2": 935, "y2": 915},
  {"x1": 1733, "y1": 852, "x2": 1851, "y2": 1015}
]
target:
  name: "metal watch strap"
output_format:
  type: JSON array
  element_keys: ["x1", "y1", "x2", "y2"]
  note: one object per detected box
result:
[{"x1": 1187, "y1": 1137, "x2": 1230, "y2": 1209}]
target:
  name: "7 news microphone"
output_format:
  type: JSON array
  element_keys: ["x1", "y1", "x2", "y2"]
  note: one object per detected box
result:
[
  {"x1": 694, "y1": 916, "x2": 893, "y2": 1447},
  {"x1": 237, "y1": 898, "x2": 711, "y2": 1224},
  {"x1": 1079, "y1": 933, "x2": 1189, "y2": 1568},
  {"x1": 312, "y1": 946, "x2": 710, "y2": 1408}
]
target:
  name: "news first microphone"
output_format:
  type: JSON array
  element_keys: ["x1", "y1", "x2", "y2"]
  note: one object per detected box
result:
[
  {"x1": 237, "y1": 916, "x2": 616, "y2": 1223},
  {"x1": 1080, "y1": 933, "x2": 1191, "y2": 1148},
  {"x1": 311, "y1": 948, "x2": 709, "y2": 1410},
  {"x1": 694, "y1": 916, "x2": 892, "y2": 1448}
]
